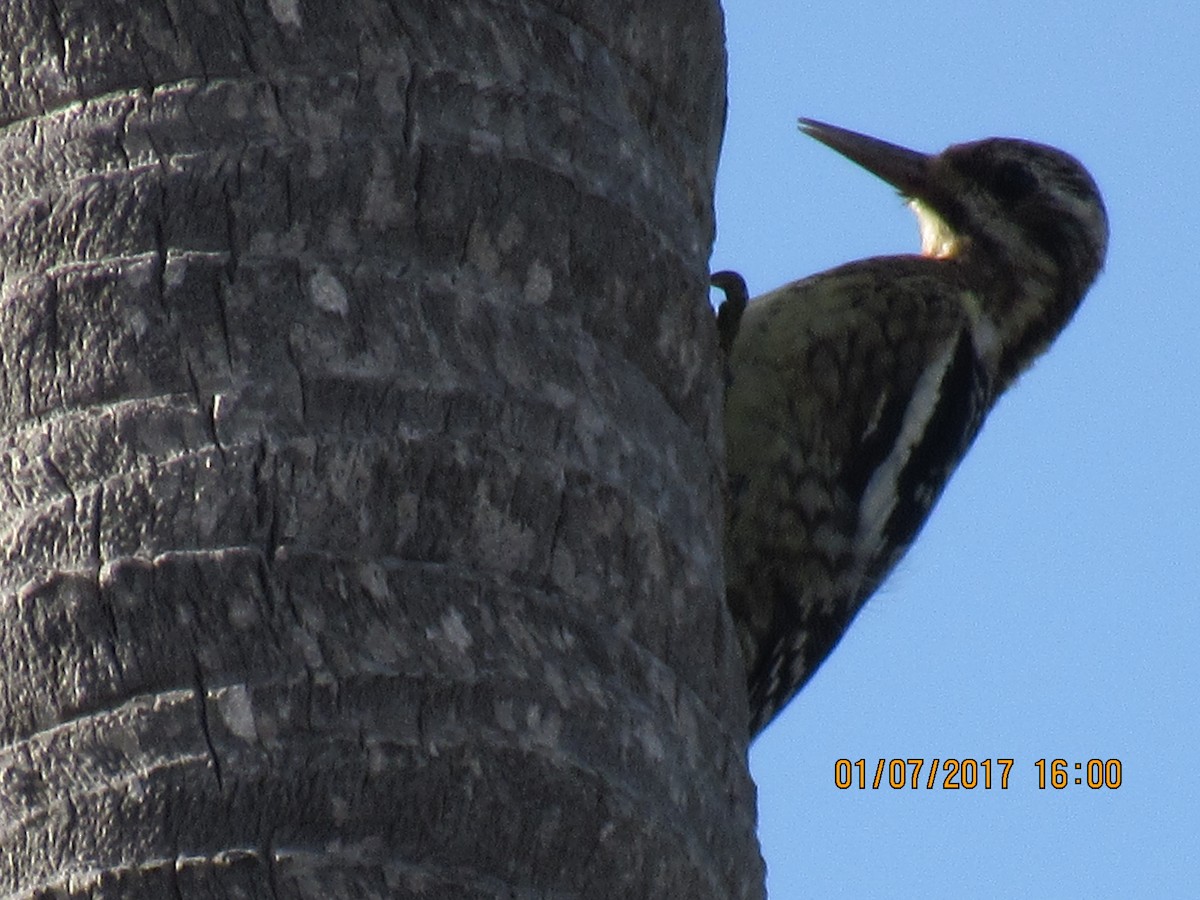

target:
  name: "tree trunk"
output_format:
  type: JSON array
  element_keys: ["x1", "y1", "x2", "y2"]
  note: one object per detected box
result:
[{"x1": 0, "y1": 1, "x2": 761, "y2": 897}]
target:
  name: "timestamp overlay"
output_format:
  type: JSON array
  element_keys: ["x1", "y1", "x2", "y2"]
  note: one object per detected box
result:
[{"x1": 833, "y1": 758, "x2": 1123, "y2": 790}]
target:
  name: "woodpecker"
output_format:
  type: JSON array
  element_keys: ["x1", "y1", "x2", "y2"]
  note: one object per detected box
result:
[{"x1": 716, "y1": 119, "x2": 1108, "y2": 736}]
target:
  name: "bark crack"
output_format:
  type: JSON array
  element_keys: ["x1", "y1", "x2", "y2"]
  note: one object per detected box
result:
[{"x1": 191, "y1": 660, "x2": 224, "y2": 790}]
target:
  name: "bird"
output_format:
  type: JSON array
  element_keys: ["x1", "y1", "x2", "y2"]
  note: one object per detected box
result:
[{"x1": 715, "y1": 118, "x2": 1108, "y2": 737}]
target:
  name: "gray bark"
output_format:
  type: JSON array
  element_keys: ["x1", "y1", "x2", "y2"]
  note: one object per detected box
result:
[{"x1": 0, "y1": 1, "x2": 761, "y2": 897}]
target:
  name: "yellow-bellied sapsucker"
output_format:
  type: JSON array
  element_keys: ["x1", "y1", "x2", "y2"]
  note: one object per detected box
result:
[{"x1": 715, "y1": 119, "x2": 1108, "y2": 736}]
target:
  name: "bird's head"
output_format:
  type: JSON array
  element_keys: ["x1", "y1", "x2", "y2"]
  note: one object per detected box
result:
[{"x1": 799, "y1": 118, "x2": 1108, "y2": 382}]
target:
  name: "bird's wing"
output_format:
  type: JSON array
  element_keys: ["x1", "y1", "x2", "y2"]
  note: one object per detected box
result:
[{"x1": 723, "y1": 258, "x2": 993, "y2": 733}]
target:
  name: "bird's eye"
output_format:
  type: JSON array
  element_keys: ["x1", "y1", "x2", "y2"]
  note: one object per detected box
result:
[{"x1": 981, "y1": 159, "x2": 1038, "y2": 204}]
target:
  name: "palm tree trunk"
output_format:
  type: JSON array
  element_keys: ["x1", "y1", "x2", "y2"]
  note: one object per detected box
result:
[{"x1": 0, "y1": 1, "x2": 761, "y2": 896}]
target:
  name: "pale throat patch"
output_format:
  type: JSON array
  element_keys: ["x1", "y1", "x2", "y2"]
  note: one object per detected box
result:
[{"x1": 909, "y1": 198, "x2": 961, "y2": 259}]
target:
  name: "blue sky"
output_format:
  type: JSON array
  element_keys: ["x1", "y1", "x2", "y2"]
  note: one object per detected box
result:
[{"x1": 711, "y1": 2, "x2": 1200, "y2": 896}]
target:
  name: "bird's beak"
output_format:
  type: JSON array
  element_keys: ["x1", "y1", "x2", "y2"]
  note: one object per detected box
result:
[{"x1": 798, "y1": 118, "x2": 931, "y2": 197}]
